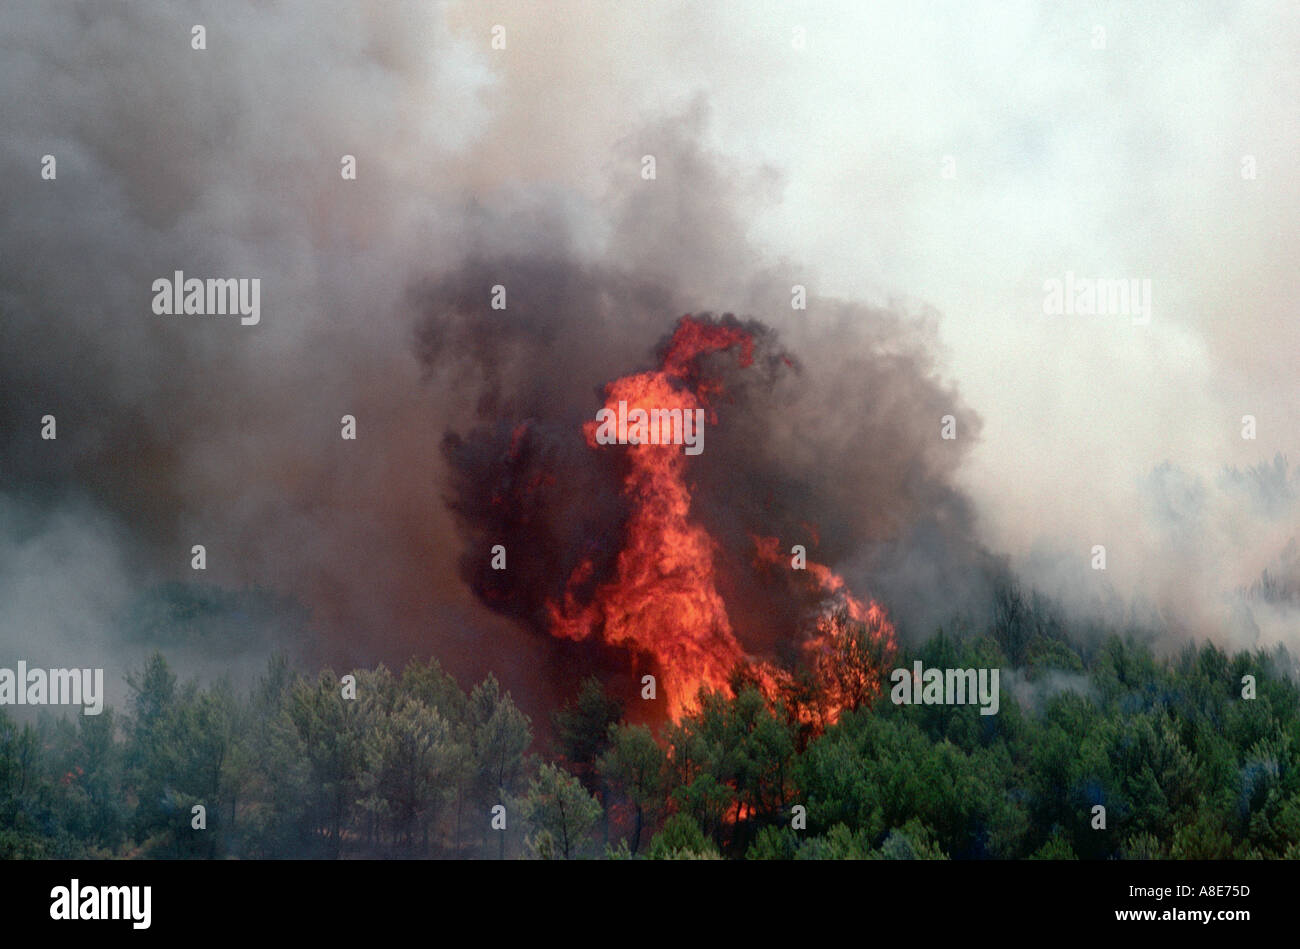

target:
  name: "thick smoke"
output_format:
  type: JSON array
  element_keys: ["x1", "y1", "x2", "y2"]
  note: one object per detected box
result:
[
  {"x1": 0, "y1": 0, "x2": 541, "y2": 702},
  {"x1": 1031, "y1": 455, "x2": 1300, "y2": 652},
  {"x1": 422, "y1": 263, "x2": 1000, "y2": 675},
  {"x1": 4, "y1": 2, "x2": 1292, "y2": 722},
  {"x1": 0, "y1": 1, "x2": 994, "y2": 715}
]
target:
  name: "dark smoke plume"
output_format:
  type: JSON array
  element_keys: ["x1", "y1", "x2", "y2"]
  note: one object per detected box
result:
[{"x1": 0, "y1": 1, "x2": 999, "y2": 717}]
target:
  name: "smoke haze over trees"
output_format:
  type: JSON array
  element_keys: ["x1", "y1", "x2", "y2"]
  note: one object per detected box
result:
[{"x1": 5, "y1": 594, "x2": 1300, "y2": 860}]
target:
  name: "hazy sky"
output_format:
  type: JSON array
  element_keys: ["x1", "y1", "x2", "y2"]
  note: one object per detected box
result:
[
  {"x1": 446, "y1": 0, "x2": 1300, "y2": 645},
  {"x1": 2, "y1": 0, "x2": 1296, "y2": 700}
]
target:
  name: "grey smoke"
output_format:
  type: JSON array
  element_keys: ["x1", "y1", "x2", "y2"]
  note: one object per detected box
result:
[{"x1": 2, "y1": 1, "x2": 1294, "y2": 718}]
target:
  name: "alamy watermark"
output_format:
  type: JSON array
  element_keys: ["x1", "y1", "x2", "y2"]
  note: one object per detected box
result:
[
  {"x1": 152, "y1": 271, "x2": 260, "y2": 325},
  {"x1": 50, "y1": 879, "x2": 151, "y2": 929},
  {"x1": 0, "y1": 662, "x2": 104, "y2": 715},
  {"x1": 1043, "y1": 272, "x2": 1151, "y2": 325},
  {"x1": 594, "y1": 401, "x2": 704, "y2": 455},
  {"x1": 890, "y1": 661, "x2": 1000, "y2": 715}
]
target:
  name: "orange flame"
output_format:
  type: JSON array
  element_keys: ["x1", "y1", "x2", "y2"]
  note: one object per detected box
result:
[{"x1": 548, "y1": 316, "x2": 895, "y2": 722}]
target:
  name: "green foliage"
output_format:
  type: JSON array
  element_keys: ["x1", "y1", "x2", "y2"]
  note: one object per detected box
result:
[
  {"x1": 357, "y1": 696, "x2": 458, "y2": 854},
  {"x1": 797, "y1": 711, "x2": 1003, "y2": 857},
  {"x1": 553, "y1": 676, "x2": 623, "y2": 773},
  {"x1": 522, "y1": 762, "x2": 603, "y2": 859},
  {"x1": 662, "y1": 684, "x2": 798, "y2": 854},
  {"x1": 813, "y1": 823, "x2": 876, "y2": 859},
  {"x1": 468, "y1": 674, "x2": 532, "y2": 804},
  {"x1": 8, "y1": 621, "x2": 1300, "y2": 862},
  {"x1": 648, "y1": 813, "x2": 719, "y2": 859},
  {"x1": 603, "y1": 838, "x2": 634, "y2": 860},
  {"x1": 874, "y1": 820, "x2": 950, "y2": 860},
  {"x1": 285, "y1": 670, "x2": 368, "y2": 857},
  {"x1": 598, "y1": 723, "x2": 666, "y2": 853},
  {"x1": 747, "y1": 824, "x2": 799, "y2": 860},
  {"x1": 1030, "y1": 830, "x2": 1078, "y2": 859},
  {"x1": 126, "y1": 655, "x2": 241, "y2": 857}
]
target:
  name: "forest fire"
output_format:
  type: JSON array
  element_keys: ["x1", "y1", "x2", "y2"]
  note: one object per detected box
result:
[{"x1": 545, "y1": 316, "x2": 897, "y2": 721}]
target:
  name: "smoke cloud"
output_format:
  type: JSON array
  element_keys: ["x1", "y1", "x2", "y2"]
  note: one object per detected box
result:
[{"x1": 2, "y1": 1, "x2": 1295, "y2": 718}]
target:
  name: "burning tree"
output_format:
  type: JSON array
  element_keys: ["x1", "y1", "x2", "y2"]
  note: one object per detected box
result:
[
  {"x1": 546, "y1": 315, "x2": 898, "y2": 723},
  {"x1": 806, "y1": 606, "x2": 897, "y2": 727}
]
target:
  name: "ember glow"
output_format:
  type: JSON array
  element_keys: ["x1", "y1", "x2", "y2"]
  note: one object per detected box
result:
[{"x1": 547, "y1": 316, "x2": 897, "y2": 721}]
